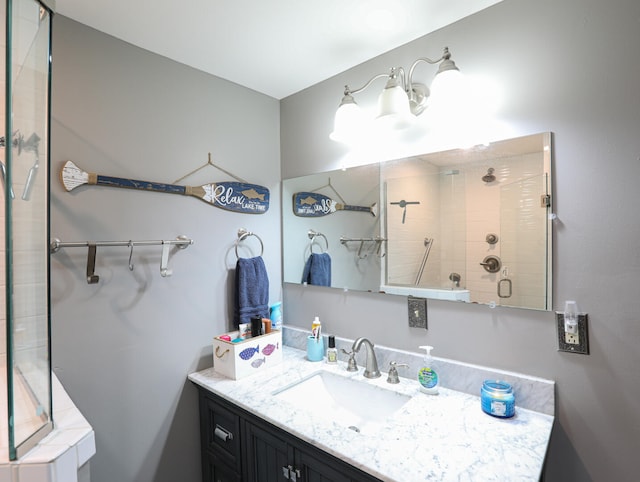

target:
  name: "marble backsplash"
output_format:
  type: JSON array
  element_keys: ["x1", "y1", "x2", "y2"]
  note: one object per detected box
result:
[{"x1": 282, "y1": 325, "x2": 555, "y2": 416}]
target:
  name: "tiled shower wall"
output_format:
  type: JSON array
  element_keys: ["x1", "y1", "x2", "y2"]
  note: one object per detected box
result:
[
  {"x1": 385, "y1": 157, "x2": 442, "y2": 286},
  {"x1": 385, "y1": 150, "x2": 546, "y2": 309},
  {"x1": 464, "y1": 152, "x2": 546, "y2": 308}
]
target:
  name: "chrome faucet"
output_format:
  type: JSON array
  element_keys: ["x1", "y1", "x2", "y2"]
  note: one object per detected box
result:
[{"x1": 351, "y1": 337, "x2": 381, "y2": 378}]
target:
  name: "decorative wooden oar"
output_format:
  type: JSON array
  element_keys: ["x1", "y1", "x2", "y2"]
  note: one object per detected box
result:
[
  {"x1": 293, "y1": 191, "x2": 377, "y2": 217},
  {"x1": 60, "y1": 160, "x2": 270, "y2": 214}
]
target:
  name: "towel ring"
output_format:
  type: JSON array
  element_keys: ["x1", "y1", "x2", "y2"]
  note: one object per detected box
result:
[
  {"x1": 308, "y1": 229, "x2": 329, "y2": 254},
  {"x1": 235, "y1": 228, "x2": 264, "y2": 259}
]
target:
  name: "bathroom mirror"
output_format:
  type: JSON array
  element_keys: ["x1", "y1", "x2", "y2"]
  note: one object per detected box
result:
[
  {"x1": 282, "y1": 163, "x2": 381, "y2": 292},
  {"x1": 282, "y1": 132, "x2": 552, "y2": 311}
]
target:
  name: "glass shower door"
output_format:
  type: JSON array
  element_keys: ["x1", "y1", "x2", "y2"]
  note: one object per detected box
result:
[{"x1": 4, "y1": 0, "x2": 54, "y2": 460}]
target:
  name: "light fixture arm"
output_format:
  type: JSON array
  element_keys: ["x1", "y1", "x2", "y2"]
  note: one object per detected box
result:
[
  {"x1": 406, "y1": 47, "x2": 458, "y2": 116},
  {"x1": 343, "y1": 72, "x2": 392, "y2": 97},
  {"x1": 407, "y1": 49, "x2": 449, "y2": 86}
]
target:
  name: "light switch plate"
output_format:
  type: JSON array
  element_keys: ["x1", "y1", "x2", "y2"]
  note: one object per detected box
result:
[
  {"x1": 556, "y1": 312, "x2": 589, "y2": 354},
  {"x1": 408, "y1": 296, "x2": 427, "y2": 329}
]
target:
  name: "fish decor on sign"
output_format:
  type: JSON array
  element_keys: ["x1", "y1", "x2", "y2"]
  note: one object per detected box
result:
[
  {"x1": 293, "y1": 191, "x2": 377, "y2": 217},
  {"x1": 60, "y1": 160, "x2": 270, "y2": 214}
]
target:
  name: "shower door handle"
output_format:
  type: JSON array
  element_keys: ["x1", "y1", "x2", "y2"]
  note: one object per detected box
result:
[{"x1": 0, "y1": 161, "x2": 15, "y2": 199}]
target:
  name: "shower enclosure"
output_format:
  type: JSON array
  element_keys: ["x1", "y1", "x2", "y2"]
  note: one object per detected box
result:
[
  {"x1": 1, "y1": 0, "x2": 54, "y2": 460},
  {"x1": 381, "y1": 133, "x2": 552, "y2": 310}
]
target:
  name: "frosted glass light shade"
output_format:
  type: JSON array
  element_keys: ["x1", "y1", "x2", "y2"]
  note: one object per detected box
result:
[
  {"x1": 330, "y1": 101, "x2": 367, "y2": 143},
  {"x1": 376, "y1": 85, "x2": 414, "y2": 130},
  {"x1": 428, "y1": 69, "x2": 465, "y2": 109},
  {"x1": 376, "y1": 85, "x2": 410, "y2": 118}
]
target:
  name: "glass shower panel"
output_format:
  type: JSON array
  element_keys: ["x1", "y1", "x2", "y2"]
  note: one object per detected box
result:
[
  {"x1": 384, "y1": 168, "x2": 466, "y2": 289},
  {"x1": 499, "y1": 172, "x2": 549, "y2": 310},
  {"x1": 5, "y1": 0, "x2": 53, "y2": 460},
  {"x1": 438, "y1": 169, "x2": 466, "y2": 289}
]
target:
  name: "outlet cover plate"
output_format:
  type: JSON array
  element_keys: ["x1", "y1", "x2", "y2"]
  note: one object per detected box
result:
[
  {"x1": 408, "y1": 296, "x2": 428, "y2": 329},
  {"x1": 556, "y1": 312, "x2": 589, "y2": 354}
]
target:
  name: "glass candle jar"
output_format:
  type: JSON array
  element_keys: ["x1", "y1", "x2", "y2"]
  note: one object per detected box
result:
[{"x1": 481, "y1": 380, "x2": 515, "y2": 418}]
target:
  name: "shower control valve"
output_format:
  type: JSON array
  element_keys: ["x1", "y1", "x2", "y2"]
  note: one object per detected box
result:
[{"x1": 480, "y1": 255, "x2": 502, "y2": 273}]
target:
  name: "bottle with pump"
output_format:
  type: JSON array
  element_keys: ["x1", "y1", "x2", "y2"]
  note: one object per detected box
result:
[
  {"x1": 269, "y1": 302, "x2": 282, "y2": 330},
  {"x1": 418, "y1": 345, "x2": 439, "y2": 394}
]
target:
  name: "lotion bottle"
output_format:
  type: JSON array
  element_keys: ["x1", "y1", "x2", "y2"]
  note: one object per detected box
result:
[{"x1": 418, "y1": 345, "x2": 439, "y2": 394}]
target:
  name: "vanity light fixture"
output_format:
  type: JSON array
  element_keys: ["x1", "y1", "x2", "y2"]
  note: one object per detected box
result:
[{"x1": 330, "y1": 46, "x2": 462, "y2": 143}]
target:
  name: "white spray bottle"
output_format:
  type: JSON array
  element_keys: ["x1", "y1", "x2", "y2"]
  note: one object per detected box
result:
[{"x1": 418, "y1": 345, "x2": 439, "y2": 394}]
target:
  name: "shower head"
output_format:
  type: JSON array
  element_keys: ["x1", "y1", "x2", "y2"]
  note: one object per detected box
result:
[{"x1": 482, "y1": 168, "x2": 496, "y2": 183}]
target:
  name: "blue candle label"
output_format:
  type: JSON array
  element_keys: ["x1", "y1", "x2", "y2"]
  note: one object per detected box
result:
[
  {"x1": 418, "y1": 367, "x2": 438, "y2": 389},
  {"x1": 491, "y1": 400, "x2": 507, "y2": 417}
]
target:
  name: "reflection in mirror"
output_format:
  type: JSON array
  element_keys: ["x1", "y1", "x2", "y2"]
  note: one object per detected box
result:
[
  {"x1": 283, "y1": 164, "x2": 381, "y2": 291},
  {"x1": 381, "y1": 133, "x2": 552, "y2": 310},
  {"x1": 282, "y1": 132, "x2": 552, "y2": 311}
]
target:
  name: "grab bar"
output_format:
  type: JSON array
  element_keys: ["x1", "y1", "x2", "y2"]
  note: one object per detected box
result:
[{"x1": 414, "y1": 237, "x2": 434, "y2": 286}]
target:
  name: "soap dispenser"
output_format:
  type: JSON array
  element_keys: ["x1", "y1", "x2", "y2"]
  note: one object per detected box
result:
[{"x1": 418, "y1": 345, "x2": 439, "y2": 394}]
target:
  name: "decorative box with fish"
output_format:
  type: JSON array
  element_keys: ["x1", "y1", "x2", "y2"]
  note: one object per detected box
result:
[{"x1": 212, "y1": 329, "x2": 282, "y2": 380}]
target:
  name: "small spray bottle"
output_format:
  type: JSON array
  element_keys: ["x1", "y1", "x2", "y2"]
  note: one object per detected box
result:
[{"x1": 418, "y1": 346, "x2": 439, "y2": 394}]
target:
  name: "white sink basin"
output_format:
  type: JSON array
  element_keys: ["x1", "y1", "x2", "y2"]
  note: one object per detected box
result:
[{"x1": 273, "y1": 371, "x2": 411, "y2": 434}]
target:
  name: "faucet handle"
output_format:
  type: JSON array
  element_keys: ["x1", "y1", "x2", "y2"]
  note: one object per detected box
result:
[
  {"x1": 341, "y1": 349, "x2": 358, "y2": 372},
  {"x1": 387, "y1": 361, "x2": 409, "y2": 384}
]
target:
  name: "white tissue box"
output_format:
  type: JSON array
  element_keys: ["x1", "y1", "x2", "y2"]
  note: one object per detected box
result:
[{"x1": 213, "y1": 329, "x2": 282, "y2": 380}]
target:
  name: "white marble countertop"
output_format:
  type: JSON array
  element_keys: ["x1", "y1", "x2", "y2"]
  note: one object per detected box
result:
[{"x1": 189, "y1": 346, "x2": 554, "y2": 482}]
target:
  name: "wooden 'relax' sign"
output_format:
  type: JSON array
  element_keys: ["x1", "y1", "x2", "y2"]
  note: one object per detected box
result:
[
  {"x1": 293, "y1": 191, "x2": 377, "y2": 217},
  {"x1": 60, "y1": 160, "x2": 270, "y2": 214}
]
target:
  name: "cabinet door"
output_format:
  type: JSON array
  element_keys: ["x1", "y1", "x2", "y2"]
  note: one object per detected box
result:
[
  {"x1": 244, "y1": 421, "x2": 292, "y2": 482},
  {"x1": 296, "y1": 445, "x2": 377, "y2": 482},
  {"x1": 202, "y1": 452, "x2": 242, "y2": 482}
]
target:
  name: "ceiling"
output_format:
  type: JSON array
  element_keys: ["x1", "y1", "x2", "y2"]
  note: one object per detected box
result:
[{"x1": 53, "y1": 0, "x2": 501, "y2": 100}]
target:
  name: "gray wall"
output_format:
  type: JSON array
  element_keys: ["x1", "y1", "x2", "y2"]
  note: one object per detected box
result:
[
  {"x1": 281, "y1": 0, "x2": 640, "y2": 481},
  {"x1": 50, "y1": 16, "x2": 280, "y2": 482}
]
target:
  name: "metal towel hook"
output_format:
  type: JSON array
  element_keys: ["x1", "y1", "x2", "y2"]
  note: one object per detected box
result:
[
  {"x1": 128, "y1": 241, "x2": 135, "y2": 271},
  {"x1": 160, "y1": 241, "x2": 172, "y2": 277},
  {"x1": 357, "y1": 240, "x2": 368, "y2": 259},
  {"x1": 86, "y1": 244, "x2": 99, "y2": 284}
]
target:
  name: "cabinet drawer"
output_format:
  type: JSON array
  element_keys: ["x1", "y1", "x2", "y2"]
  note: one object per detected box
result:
[{"x1": 201, "y1": 394, "x2": 241, "y2": 471}]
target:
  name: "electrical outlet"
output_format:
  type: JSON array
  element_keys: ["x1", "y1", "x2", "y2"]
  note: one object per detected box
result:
[
  {"x1": 556, "y1": 312, "x2": 589, "y2": 354},
  {"x1": 565, "y1": 331, "x2": 579, "y2": 345},
  {"x1": 408, "y1": 296, "x2": 428, "y2": 329}
]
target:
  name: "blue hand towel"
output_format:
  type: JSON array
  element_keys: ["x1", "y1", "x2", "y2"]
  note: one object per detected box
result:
[
  {"x1": 234, "y1": 256, "x2": 269, "y2": 327},
  {"x1": 302, "y1": 252, "x2": 331, "y2": 287}
]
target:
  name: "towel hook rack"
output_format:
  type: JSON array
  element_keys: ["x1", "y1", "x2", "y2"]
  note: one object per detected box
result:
[
  {"x1": 340, "y1": 235, "x2": 387, "y2": 259},
  {"x1": 50, "y1": 235, "x2": 194, "y2": 283},
  {"x1": 307, "y1": 229, "x2": 329, "y2": 253},
  {"x1": 235, "y1": 228, "x2": 264, "y2": 259}
]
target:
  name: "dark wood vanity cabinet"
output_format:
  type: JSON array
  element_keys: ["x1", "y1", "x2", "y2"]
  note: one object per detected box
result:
[{"x1": 197, "y1": 388, "x2": 381, "y2": 482}]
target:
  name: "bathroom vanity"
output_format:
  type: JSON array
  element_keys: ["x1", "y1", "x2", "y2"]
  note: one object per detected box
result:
[
  {"x1": 196, "y1": 387, "x2": 380, "y2": 481},
  {"x1": 189, "y1": 341, "x2": 554, "y2": 481}
]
